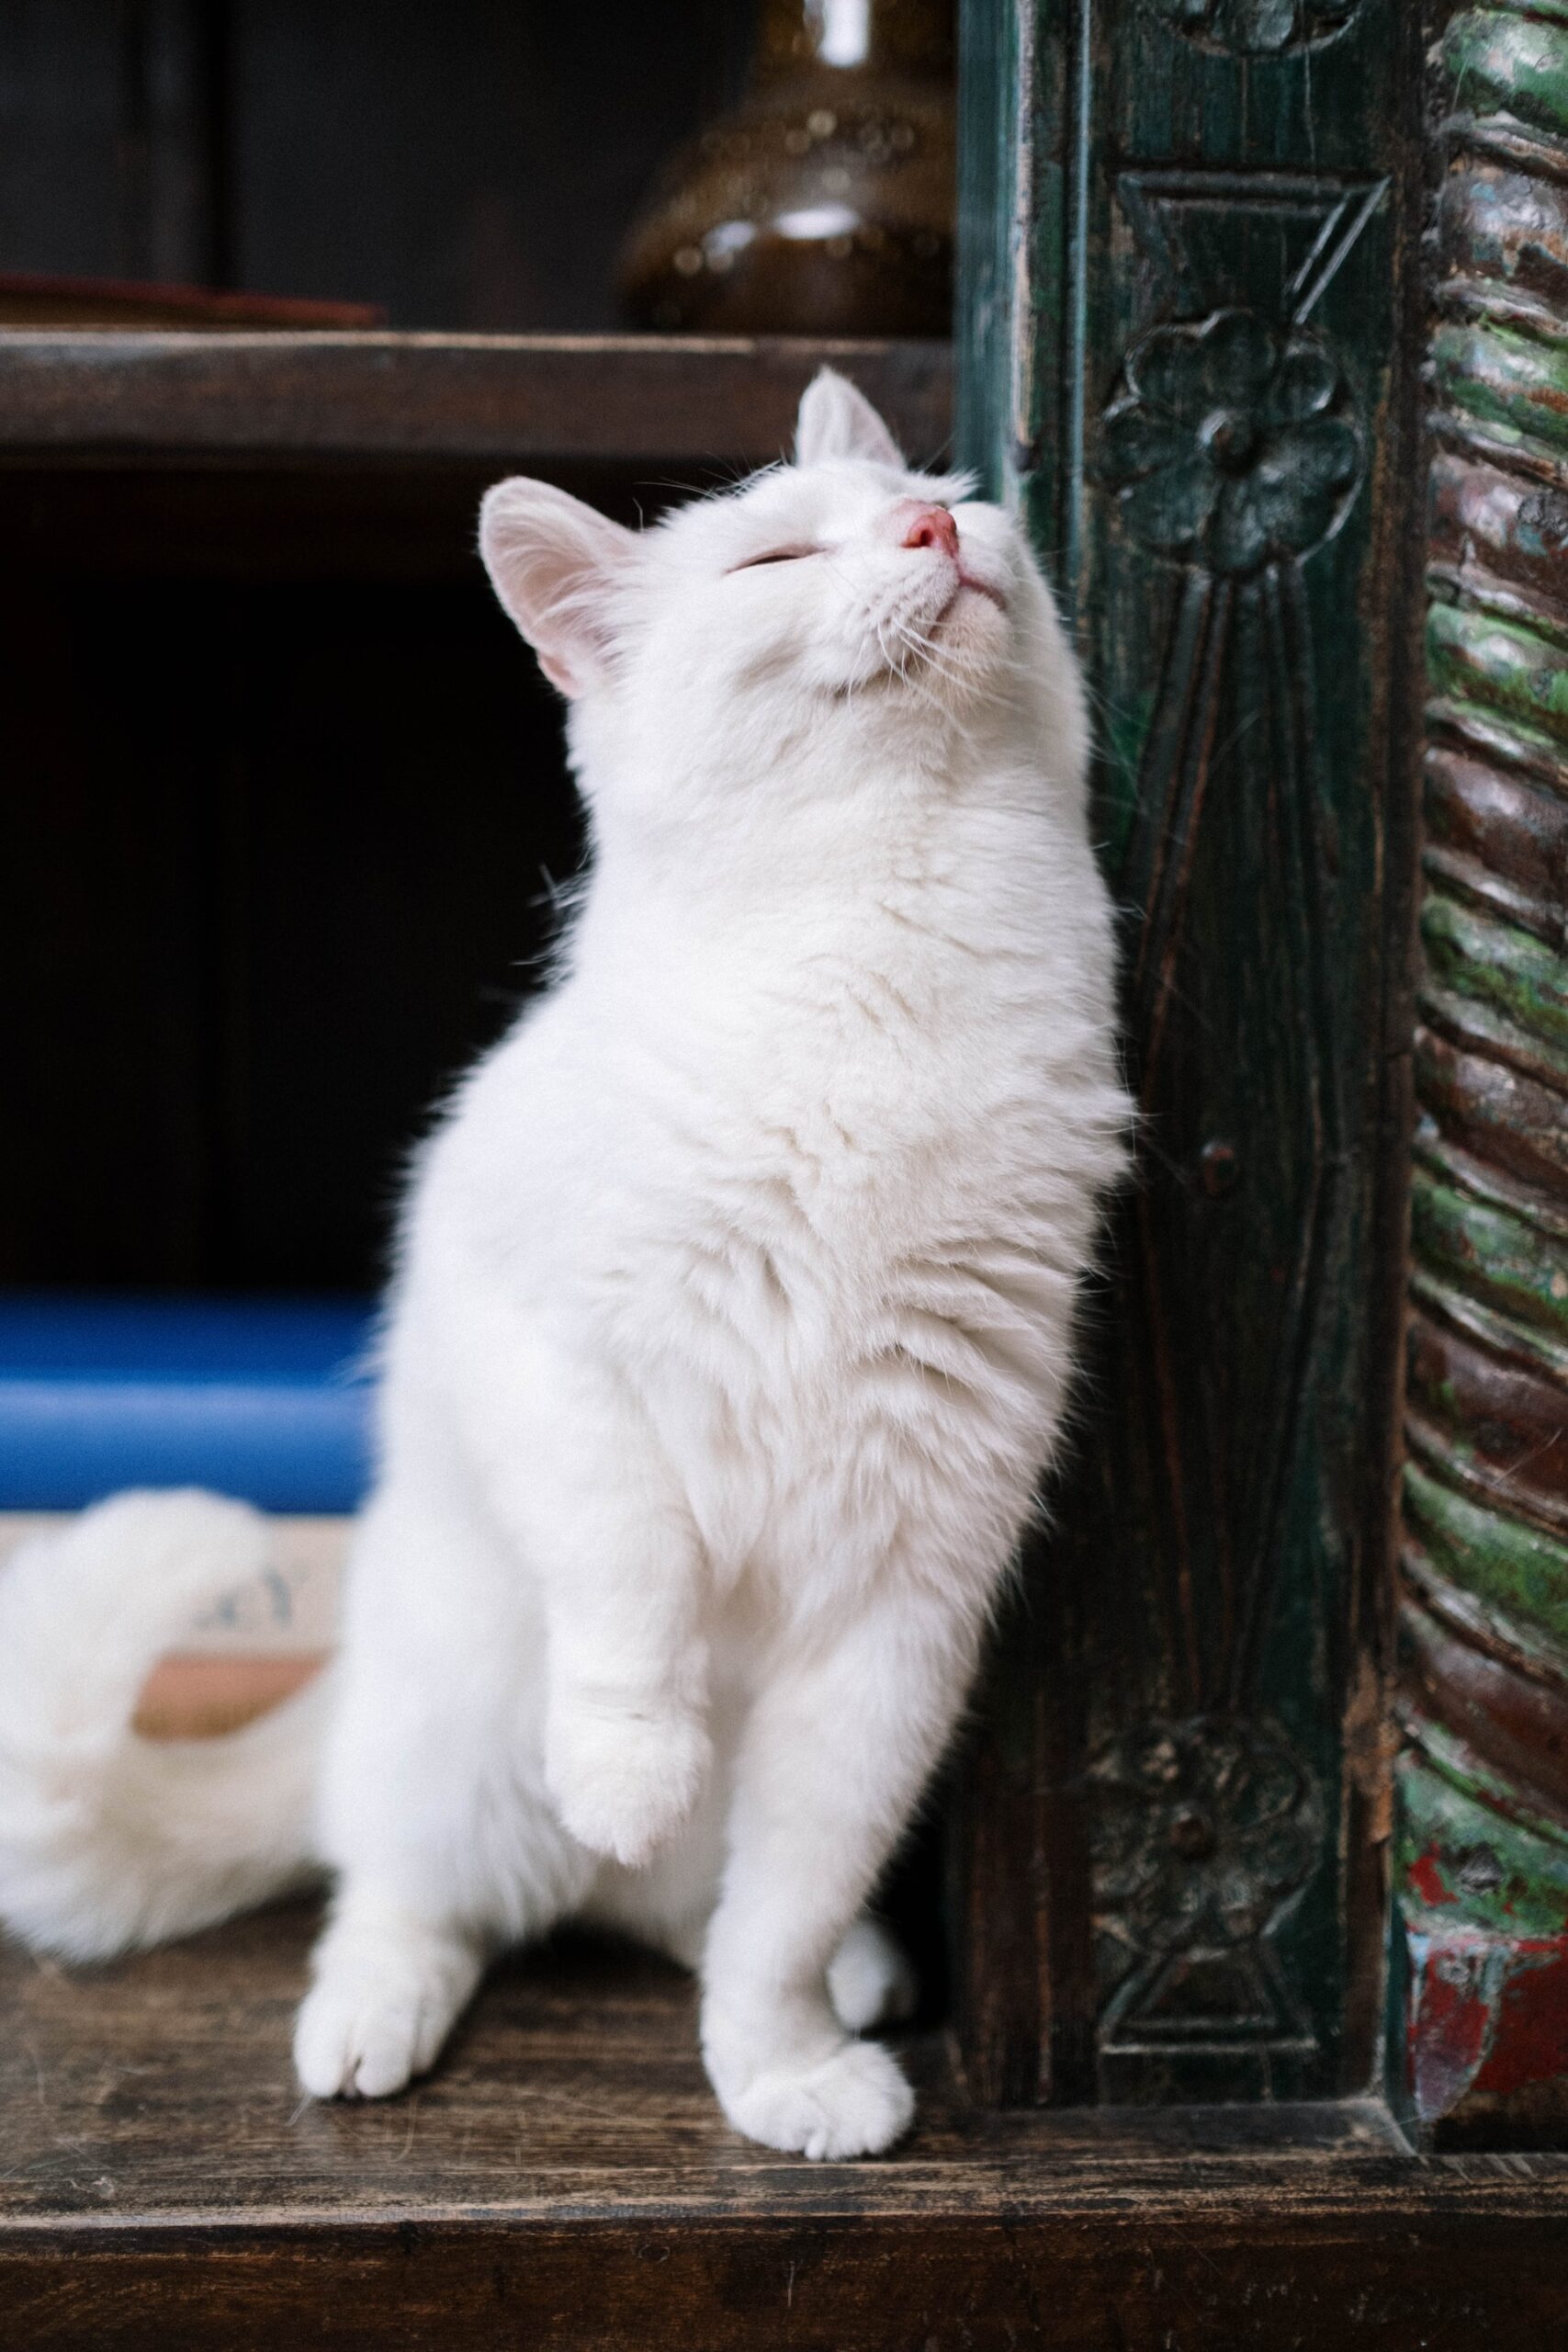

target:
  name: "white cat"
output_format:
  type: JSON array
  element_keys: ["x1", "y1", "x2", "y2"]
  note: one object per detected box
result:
[{"x1": 0, "y1": 371, "x2": 1127, "y2": 2160}]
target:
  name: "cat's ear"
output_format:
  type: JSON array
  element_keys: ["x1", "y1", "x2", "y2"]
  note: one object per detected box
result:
[
  {"x1": 479, "y1": 478, "x2": 638, "y2": 697},
  {"x1": 795, "y1": 368, "x2": 904, "y2": 470}
]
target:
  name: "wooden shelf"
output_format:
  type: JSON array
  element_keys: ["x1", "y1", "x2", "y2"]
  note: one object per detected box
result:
[
  {"x1": 2, "y1": 1904, "x2": 1565, "y2": 2347},
  {"x1": 0, "y1": 333, "x2": 953, "y2": 469}
]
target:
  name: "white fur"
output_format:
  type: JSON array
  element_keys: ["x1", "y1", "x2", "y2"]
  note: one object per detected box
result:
[
  {"x1": 0, "y1": 1492, "x2": 325, "y2": 1957},
  {"x1": 0, "y1": 371, "x2": 1128, "y2": 2160}
]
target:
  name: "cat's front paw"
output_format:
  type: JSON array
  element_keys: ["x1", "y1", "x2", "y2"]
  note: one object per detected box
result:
[
  {"x1": 545, "y1": 1703, "x2": 711, "y2": 1868},
  {"x1": 293, "y1": 1923, "x2": 479, "y2": 2100},
  {"x1": 716, "y1": 2038, "x2": 914, "y2": 2161}
]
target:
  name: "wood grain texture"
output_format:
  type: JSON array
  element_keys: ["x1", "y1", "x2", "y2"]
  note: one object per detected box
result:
[
  {"x1": 1395, "y1": 0, "x2": 1568, "y2": 2148},
  {"x1": 4, "y1": 1905, "x2": 1567, "y2": 2348},
  {"x1": 951, "y1": 0, "x2": 1423, "y2": 2105},
  {"x1": 0, "y1": 334, "x2": 953, "y2": 468}
]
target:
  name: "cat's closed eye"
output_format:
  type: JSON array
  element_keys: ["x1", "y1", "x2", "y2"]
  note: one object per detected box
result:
[{"x1": 728, "y1": 546, "x2": 821, "y2": 571}]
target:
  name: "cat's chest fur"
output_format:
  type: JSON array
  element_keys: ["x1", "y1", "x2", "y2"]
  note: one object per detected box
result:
[{"x1": 401, "y1": 769, "x2": 1118, "y2": 1589}]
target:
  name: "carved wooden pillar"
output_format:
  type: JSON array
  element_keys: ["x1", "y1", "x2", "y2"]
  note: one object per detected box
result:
[
  {"x1": 951, "y1": 0, "x2": 1424, "y2": 2104},
  {"x1": 1393, "y1": 3, "x2": 1568, "y2": 2146}
]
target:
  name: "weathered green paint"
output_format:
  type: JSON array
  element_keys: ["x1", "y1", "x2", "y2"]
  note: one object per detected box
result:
[
  {"x1": 1420, "y1": 890, "x2": 1568, "y2": 1071},
  {"x1": 1432, "y1": 319, "x2": 1568, "y2": 459},
  {"x1": 1440, "y1": 581, "x2": 1568, "y2": 665},
  {"x1": 1404, "y1": 1460, "x2": 1568, "y2": 1657},
  {"x1": 1399, "y1": 0, "x2": 1568, "y2": 2145},
  {"x1": 1397, "y1": 1744, "x2": 1568, "y2": 1940},
  {"x1": 1427, "y1": 599, "x2": 1568, "y2": 753},
  {"x1": 952, "y1": 0, "x2": 1419, "y2": 2105},
  {"x1": 1443, "y1": 11, "x2": 1568, "y2": 142},
  {"x1": 1412, "y1": 1171, "x2": 1568, "y2": 1350}
]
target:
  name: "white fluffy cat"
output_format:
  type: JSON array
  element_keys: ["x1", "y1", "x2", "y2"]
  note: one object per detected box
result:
[{"x1": 0, "y1": 371, "x2": 1127, "y2": 2160}]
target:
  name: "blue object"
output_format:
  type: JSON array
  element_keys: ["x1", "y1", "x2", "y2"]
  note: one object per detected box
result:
[{"x1": 0, "y1": 1294, "x2": 377, "y2": 1512}]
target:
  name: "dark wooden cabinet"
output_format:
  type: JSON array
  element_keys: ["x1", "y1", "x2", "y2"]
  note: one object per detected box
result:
[
  {"x1": 951, "y1": 0, "x2": 1568, "y2": 2159},
  {"x1": 952, "y1": 0, "x2": 1426, "y2": 2115}
]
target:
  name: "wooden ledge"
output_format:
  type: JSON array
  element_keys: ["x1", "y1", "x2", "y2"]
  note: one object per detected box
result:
[
  {"x1": 0, "y1": 333, "x2": 953, "y2": 469},
  {"x1": 3, "y1": 1905, "x2": 1566, "y2": 2347}
]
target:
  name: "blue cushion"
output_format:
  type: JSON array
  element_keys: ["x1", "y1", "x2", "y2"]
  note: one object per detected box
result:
[{"x1": 0, "y1": 1294, "x2": 376, "y2": 1513}]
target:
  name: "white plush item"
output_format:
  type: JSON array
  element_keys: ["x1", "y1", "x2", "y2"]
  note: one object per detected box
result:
[{"x1": 0, "y1": 371, "x2": 1128, "y2": 2160}]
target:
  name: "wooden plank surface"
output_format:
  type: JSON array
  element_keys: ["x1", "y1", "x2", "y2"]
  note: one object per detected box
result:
[
  {"x1": 1, "y1": 1905, "x2": 1564, "y2": 2347},
  {"x1": 0, "y1": 334, "x2": 953, "y2": 467}
]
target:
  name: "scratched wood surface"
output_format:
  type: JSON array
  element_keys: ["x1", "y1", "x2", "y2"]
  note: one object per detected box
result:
[
  {"x1": 951, "y1": 0, "x2": 1425, "y2": 2105},
  {"x1": 3, "y1": 1905, "x2": 1568, "y2": 2349},
  {"x1": 0, "y1": 334, "x2": 953, "y2": 469}
]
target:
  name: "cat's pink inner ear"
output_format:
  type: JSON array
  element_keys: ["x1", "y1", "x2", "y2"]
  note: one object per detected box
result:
[
  {"x1": 479, "y1": 479, "x2": 637, "y2": 696},
  {"x1": 795, "y1": 368, "x2": 905, "y2": 470}
]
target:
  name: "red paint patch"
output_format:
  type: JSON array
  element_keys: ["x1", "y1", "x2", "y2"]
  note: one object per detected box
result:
[
  {"x1": 1474, "y1": 1943, "x2": 1568, "y2": 2099},
  {"x1": 1407, "y1": 1929, "x2": 1568, "y2": 2120},
  {"x1": 1407, "y1": 1846, "x2": 1456, "y2": 1907}
]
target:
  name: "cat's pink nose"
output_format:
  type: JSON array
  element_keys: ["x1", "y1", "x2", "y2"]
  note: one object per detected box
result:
[{"x1": 901, "y1": 503, "x2": 960, "y2": 559}]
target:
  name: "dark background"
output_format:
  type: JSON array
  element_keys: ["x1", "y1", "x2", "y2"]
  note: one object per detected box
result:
[
  {"x1": 0, "y1": 0, "x2": 751, "y2": 326},
  {"x1": 0, "y1": 469, "x2": 592, "y2": 1294},
  {"x1": 0, "y1": 3, "x2": 761, "y2": 1294}
]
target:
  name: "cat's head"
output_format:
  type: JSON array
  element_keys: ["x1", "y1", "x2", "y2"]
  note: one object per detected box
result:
[{"x1": 478, "y1": 368, "x2": 1079, "y2": 815}]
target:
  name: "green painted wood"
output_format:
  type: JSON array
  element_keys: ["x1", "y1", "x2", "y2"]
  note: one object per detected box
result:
[
  {"x1": 1412, "y1": 1173, "x2": 1568, "y2": 1355},
  {"x1": 1405, "y1": 1461, "x2": 1568, "y2": 1656},
  {"x1": 1433, "y1": 321, "x2": 1568, "y2": 460},
  {"x1": 950, "y1": 0, "x2": 1423, "y2": 2103},
  {"x1": 1396, "y1": 1744, "x2": 1568, "y2": 1942},
  {"x1": 1420, "y1": 892, "x2": 1568, "y2": 1071},
  {"x1": 1393, "y1": 0, "x2": 1568, "y2": 2147},
  {"x1": 1428, "y1": 604, "x2": 1568, "y2": 754},
  {"x1": 1443, "y1": 11, "x2": 1568, "y2": 142}
]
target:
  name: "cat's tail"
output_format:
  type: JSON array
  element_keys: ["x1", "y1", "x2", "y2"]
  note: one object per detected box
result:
[{"x1": 0, "y1": 1489, "x2": 329, "y2": 1961}]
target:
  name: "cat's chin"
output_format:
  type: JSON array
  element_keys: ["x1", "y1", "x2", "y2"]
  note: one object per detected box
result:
[
  {"x1": 956, "y1": 572, "x2": 1009, "y2": 613},
  {"x1": 940, "y1": 580, "x2": 1010, "y2": 633},
  {"x1": 919, "y1": 593, "x2": 1010, "y2": 685}
]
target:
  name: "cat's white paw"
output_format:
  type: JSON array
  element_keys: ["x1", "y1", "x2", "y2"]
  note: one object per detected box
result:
[
  {"x1": 546, "y1": 1704, "x2": 711, "y2": 1869},
  {"x1": 717, "y1": 2038, "x2": 914, "y2": 2161},
  {"x1": 828, "y1": 1917, "x2": 918, "y2": 2033},
  {"x1": 294, "y1": 1926, "x2": 479, "y2": 2099}
]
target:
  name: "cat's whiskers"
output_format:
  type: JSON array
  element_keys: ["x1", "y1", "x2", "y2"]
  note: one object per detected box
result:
[
  {"x1": 885, "y1": 625, "x2": 994, "y2": 758},
  {"x1": 886, "y1": 613, "x2": 981, "y2": 710},
  {"x1": 874, "y1": 615, "x2": 962, "y2": 733}
]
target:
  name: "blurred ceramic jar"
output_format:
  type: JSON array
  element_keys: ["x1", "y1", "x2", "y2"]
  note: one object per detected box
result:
[{"x1": 620, "y1": 0, "x2": 953, "y2": 337}]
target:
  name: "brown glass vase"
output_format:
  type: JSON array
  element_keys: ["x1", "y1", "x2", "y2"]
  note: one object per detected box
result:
[{"x1": 619, "y1": 0, "x2": 953, "y2": 337}]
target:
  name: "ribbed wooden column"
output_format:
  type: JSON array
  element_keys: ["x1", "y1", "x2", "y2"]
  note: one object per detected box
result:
[{"x1": 1394, "y1": 2, "x2": 1568, "y2": 2143}]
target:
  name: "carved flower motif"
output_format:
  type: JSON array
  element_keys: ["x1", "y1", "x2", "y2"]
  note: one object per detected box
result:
[
  {"x1": 1100, "y1": 310, "x2": 1361, "y2": 575},
  {"x1": 1153, "y1": 0, "x2": 1359, "y2": 54},
  {"x1": 1090, "y1": 1715, "x2": 1323, "y2": 1954}
]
